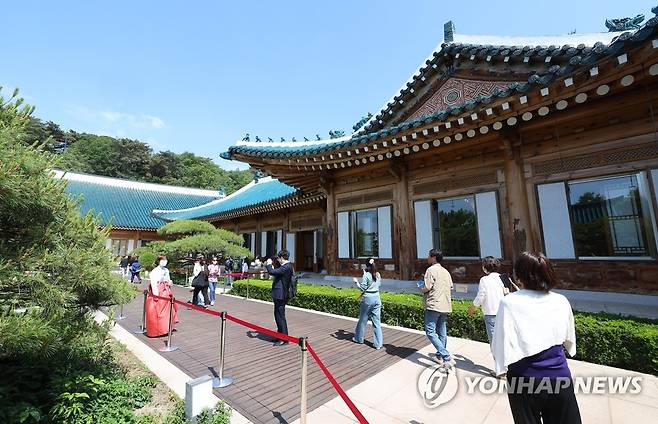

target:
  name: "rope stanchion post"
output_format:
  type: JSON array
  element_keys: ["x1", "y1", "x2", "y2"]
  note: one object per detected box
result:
[
  {"x1": 159, "y1": 296, "x2": 179, "y2": 352},
  {"x1": 133, "y1": 290, "x2": 148, "y2": 334},
  {"x1": 115, "y1": 303, "x2": 126, "y2": 321},
  {"x1": 212, "y1": 311, "x2": 234, "y2": 388},
  {"x1": 299, "y1": 337, "x2": 308, "y2": 424}
]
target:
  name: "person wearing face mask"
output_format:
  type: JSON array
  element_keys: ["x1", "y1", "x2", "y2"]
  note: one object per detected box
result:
[
  {"x1": 190, "y1": 254, "x2": 210, "y2": 308},
  {"x1": 207, "y1": 257, "x2": 220, "y2": 306},
  {"x1": 146, "y1": 255, "x2": 179, "y2": 337}
]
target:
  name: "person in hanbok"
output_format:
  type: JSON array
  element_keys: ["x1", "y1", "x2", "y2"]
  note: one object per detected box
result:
[{"x1": 146, "y1": 255, "x2": 179, "y2": 337}]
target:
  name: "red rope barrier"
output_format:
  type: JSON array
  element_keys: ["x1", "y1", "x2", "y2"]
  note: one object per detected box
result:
[
  {"x1": 173, "y1": 298, "x2": 222, "y2": 316},
  {"x1": 144, "y1": 292, "x2": 368, "y2": 423},
  {"x1": 225, "y1": 313, "x2": 300, "y2": 344},
  {"x1": 306, "y1": 343, "x2": 369, "y2": 424}
]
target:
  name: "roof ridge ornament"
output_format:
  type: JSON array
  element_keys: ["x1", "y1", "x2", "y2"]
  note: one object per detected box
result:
[
  {"x1": 352, "y1": 113, "x2": 373, "y2": 132},
  {"x1": 444, "y1": 21, "x2": 455, "y2": 43},
  {"x1": 605, "y1": 14, "x2": 644, "y2": 32}
]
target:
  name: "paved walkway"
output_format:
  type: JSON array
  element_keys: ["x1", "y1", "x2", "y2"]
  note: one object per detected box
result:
[
  {"x1": 114, "y1": 283, "x2": 658, "y2": 424},
  {"x1": 116, "y1": 283, "x2": 428, "y2": 424},
  {"x1": 297, "y1": 272, "x2": 658, "y2": 319}
]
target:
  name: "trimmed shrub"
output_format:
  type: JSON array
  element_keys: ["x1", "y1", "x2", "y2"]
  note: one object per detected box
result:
[{"x1": 231, "y1": 279, "x2": 658, "y2": 375}]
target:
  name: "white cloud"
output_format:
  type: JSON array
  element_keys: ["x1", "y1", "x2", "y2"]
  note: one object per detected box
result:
[{"x1": 67, "y1": 105, "x2": 166, "y2": 133}]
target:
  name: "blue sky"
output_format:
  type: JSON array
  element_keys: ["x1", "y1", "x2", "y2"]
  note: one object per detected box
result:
[{"x1": 3, "y1": 1, "x2": 655, "y2": 170}]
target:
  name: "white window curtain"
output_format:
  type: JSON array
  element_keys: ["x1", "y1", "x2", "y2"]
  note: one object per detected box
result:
[
  {"x1": 250, "y1": 232, "x2": 256, "y2": 254},
  {"x1": 537, "y1": 182, "x2": 576, "y2": 259},
  {"x1": 377, "y1": 206, "x2": 392, "y2": 258},
  {"x1": 475, "y1": 191, "x2": 503, "y2": 258},
  {"x1": 337, "y1": 211, "x2": 350, "y2": 258},
  {"x1": 261, "y1": 232, "x2": 267, "y2": 257},
  {"x1": 276, "y1": 230, "x2": 283, "y2": 253},
  {"x1": 414, "y1": 200, "x2": 433, "y2": 259},
  {"x1": 286, "y1": 232, "x2": 296, "y2": 263}
]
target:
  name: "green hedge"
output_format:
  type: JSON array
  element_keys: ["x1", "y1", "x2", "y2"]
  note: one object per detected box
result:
[{"x1": 231, "y1": 279, "x2": 658, "y2": 375}]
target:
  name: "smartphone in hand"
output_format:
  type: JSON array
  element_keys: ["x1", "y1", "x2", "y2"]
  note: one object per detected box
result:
[{"x1": 352, "y1": 277, "x2": 359, "y2": 284}]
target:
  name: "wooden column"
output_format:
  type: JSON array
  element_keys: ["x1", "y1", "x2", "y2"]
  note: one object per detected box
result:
[
  {"x1": 501, "y1": 129, "x2": 537, "y2": 261},
  {"x1": 391, "y1": 161, "x2": 414, "y2": 280},
  {"x1": 322, "y1": 180, "x2": 337, "y2": 275}
]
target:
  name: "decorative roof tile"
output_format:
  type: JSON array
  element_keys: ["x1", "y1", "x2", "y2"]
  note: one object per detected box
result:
[
  {"x1": 220, "y1": 16, "x2": 658, "y2": 161},
  {"x1": 55, "y1": 170, "x2": 219, "y2": 230},
  {"x1": 152, "y1": 177, "x2": 298, "y2": 221}
]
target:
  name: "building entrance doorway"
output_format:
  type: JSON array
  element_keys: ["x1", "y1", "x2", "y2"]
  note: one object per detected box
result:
[{"x1": 295, "y1": 230, "x2": 325, "y2": 272}]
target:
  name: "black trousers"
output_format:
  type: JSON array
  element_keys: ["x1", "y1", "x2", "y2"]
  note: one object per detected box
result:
[
  {"x1": 192, "y1": 286, "x2": 210, "y2": 306},
  {"x1": 507, "y1": 376, "x2": 581, "y2": 424},
  {"x1": 273, "y1": 298, "x2": 288, "y2": 338}
]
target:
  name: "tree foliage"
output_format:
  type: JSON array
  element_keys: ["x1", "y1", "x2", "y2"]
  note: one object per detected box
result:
[
  {"x1": 18, "y1": 116, "x2": 253, "y2": 193},
  {"x1": 0, "y1": 87, "x2": 133, "y2": 361},
  {"x1": 142, "y1": 220, "x2": 251, "y2": 267},
  {"x1": 157, "y1": 220, "x2": 217, "y2": 239}
]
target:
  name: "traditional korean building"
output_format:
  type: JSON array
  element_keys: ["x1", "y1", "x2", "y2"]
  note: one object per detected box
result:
[
  {"x1": 54, "y1": 170, "x2": 220, "y2": 257},
  {"x1": 155, "y1": 10, "x2": 658, "y2": 294}
]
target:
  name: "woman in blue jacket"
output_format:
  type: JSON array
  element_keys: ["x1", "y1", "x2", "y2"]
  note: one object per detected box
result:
[{"x1": 352, "y1": 258, "x2": 383, "y2": 350}]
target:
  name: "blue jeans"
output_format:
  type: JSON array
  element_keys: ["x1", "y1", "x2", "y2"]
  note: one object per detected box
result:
[
  {"x1": 208, "y1": 281, "x2": 216, "y2": 303},
  {"x1": 484, "y1": 315, "x2": 496, "y2": 343},
  {"x1": 424, "y1": 309, "x2": 450, "y2": 360},
  {"x1": 354, "y1": 295, "x2": 383, "y2": 349}
]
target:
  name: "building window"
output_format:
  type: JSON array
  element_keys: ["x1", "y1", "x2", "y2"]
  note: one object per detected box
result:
[
  {"x1": 243, "y1": 233, "x2": 251, "y2": 250},
  {"x1": 351, "y1": 209, "x2": 379, "y2": 257},
  {"x1": 414, "y1": 192, "x2": 501, "y2": 259},
  {"x1": 433, "y1": 196, "x2": 479, "y2": 257},
  {"x1": 265, "y1": 230, "x2": 279, "y2": 258},
  {"x1": 567, "y1": 174, "x2": 654, "y2": 257},
  {"x1": 110, "y1": 239, "x2": 128, "y2": 257},
  {"x1": 338, "y1": 206, "x2": 393, "y2": 259}
]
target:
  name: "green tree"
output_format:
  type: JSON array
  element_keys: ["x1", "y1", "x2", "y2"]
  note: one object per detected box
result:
[
  {"x1": 139, "y1": 220, "x2": 251, "y2": 269},
  {"x1": 0, "y1": 87, "x2": 133, "y2": 360}
]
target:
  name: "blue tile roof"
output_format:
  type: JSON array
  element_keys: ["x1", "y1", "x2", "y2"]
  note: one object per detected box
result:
[
  {"x1": 64, "y1": 178, "x2": 219, "y2": 230},
  {"x1": 153, "y1": 178, "x2": 298, "y2": 221}
]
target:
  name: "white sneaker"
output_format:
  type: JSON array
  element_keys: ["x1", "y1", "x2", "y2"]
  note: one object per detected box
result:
[{"x1": 210, "y1": 301, "x2": 215, "y2": 306}]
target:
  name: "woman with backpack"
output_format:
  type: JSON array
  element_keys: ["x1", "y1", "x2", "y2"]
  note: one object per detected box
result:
[{"x1": 352, "y1": 258, "x2": 383, "y2": 350}]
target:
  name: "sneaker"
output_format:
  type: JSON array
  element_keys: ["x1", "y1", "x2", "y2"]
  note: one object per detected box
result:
[
  {"x1": 351, "y1": 337, "x2": 363, "y2": 344},
  {"x1": 210, "y1": 301, "x2": 215, "y2": 306},
  {"x1": 273, "y1": 340, "x2": 288, "y2": 347},
  {"x1": 431, "y1": 355, "x2": 445, "y2": 365}
]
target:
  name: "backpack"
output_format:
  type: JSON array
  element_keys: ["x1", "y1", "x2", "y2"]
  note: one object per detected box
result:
[{"x1": 284, "y1": 264, "x2": 298, "y2": 300}]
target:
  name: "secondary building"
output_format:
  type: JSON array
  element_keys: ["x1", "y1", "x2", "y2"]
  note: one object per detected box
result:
[
  {"x1": 155, "y1": 11, "x2": 658, "y2": 294},
  {"x1": 55, "y1": 170, "x2": 220, "y2": 257}
]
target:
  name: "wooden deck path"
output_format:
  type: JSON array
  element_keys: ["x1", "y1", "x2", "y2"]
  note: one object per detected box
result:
[{"x1": 115, "y1": 284, "x2": 428, "y2": 424}]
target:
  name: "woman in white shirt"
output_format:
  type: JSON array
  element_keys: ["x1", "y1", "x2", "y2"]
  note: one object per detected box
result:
[
  {"x1": 491, "y1": 252, "x2": 580, "y2": 424},
  {"x1": 468, "y1": 256, "x2": 506, "y2": 344},
  {"x1": 146, "y1": 255, "x2": 179, "y2": 337}
]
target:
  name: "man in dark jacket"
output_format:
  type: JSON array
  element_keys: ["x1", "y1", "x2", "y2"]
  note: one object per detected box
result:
[{"x1": 265, "y1": 249, "x2": 293, "y2": 346}]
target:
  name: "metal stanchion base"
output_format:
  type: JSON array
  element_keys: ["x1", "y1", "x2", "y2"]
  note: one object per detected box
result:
[
  {"x1": 159, "y1": 344, "x2": 180, "y2": 352},
  {"x1": 133, "y1": 328, "x2": 147, "y2": 334},
  {"x1": 212, "y1": 376, "x2": 234, "y2": 388}
]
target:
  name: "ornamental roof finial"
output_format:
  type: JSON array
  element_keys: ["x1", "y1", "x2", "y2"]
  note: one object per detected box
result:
[
  {"x1": 444, "y1": 21, "x2": 455, "y2": 43},
  {"x1": 605, "y1": 14, "x2": 644, "y2": 32}
]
